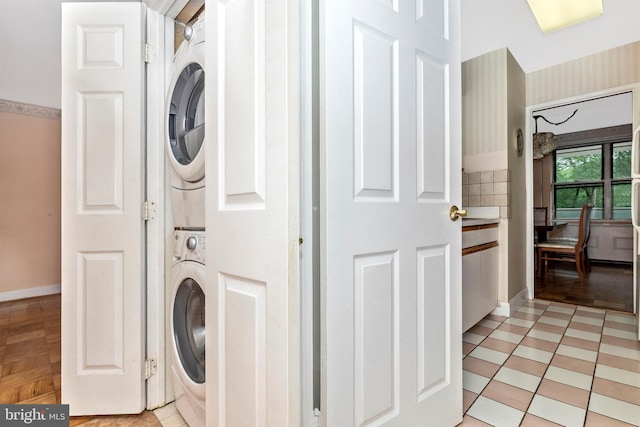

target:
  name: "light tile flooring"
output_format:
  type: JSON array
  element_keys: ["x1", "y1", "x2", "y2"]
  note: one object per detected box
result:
[
  {"x1": 460, "y1": 299, "x2": 640, "y2": 427},
  {"x1": 153, "y1": 402, "x2": 187, "y2": 427},
  {"x1": 4, "y1": 294, "x2": 639, "y2": 426}
]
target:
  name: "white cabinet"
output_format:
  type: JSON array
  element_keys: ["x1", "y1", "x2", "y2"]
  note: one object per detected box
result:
[{"x1": 462, "y1": 220, "x2": 499, "y2": 332}]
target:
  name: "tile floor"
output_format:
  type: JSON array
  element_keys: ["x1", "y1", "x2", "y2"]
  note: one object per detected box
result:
[
  {"x1": 3, "y1": 294, "x2": 639, "y2": 426},
  {"x1": 153, "y1": 402, "x2": 187, "y2": 427},
  {"x1": 460, "y1": 299, "x2": 640, "y2": 427}
]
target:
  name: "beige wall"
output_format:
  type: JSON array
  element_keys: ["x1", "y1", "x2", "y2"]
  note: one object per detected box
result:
[
  {"x1": 506, "y1": 50, "x2": 527, "y2": 301},
  {"x1": 0, "y1": 103, "x2": 61, "y2": 294},
  {"x1": 462, "y1": 48, "x2": 508, "y2": 172},
  {"x1": 527, "y1": 41, "x2": 640, "y2": 106},
  {"x1": 462, "y1": 48, "x2": 528, "y2": 305}
]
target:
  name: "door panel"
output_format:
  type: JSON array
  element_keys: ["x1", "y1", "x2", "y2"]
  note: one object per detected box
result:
[
  {"x1": 321, "y1": 0, "x2": 462, "y2": 425},
  {"x1": 61, "y1": 2, "x2": 145, "y2": 415},
  {"x1": 206, "y1": 0, "x2": 300, "y2": 425},
  {"x1": 354, "y1": 252, "x2": 398, "y2": 425},
  {"x1": 353, "y1": 23, "x2": 397, "y2": 200},
  {"x1": 219, "y1": 0, "x2": 266, "y2": 208}
]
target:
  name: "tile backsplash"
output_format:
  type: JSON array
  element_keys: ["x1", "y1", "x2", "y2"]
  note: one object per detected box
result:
[{"x1": 462, "y1": 169, "x2": 510, "y2": 219}]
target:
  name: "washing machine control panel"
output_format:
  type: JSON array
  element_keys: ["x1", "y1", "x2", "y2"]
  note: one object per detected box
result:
[
  {"x1": 186, "y1": 235, "x2": 198, "y2": 250},
  {"x1": 174, "y1": 230, "x2": 206, "y2": 264}
]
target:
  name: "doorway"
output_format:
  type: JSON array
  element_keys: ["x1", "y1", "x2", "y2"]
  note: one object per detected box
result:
[{"x1": 529, "y1": 91, "x2": 635, "y2": 312}]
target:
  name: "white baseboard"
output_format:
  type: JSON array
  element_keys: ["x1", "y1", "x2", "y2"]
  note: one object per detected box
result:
[
  {"x1": 0, "y1": 284, "x2": 61, "y2": 302},
  {"x1": 491, "y1": 287, "x2": 530, "y2": 318},
  {"x1": 491, "y1": 301, "x2": 510, "y2": 317},
  {"x1": 508, "y1": 287, "x2": 529, "y2": 315}
]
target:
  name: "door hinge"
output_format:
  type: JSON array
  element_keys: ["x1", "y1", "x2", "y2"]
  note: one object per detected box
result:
[
  {"x1": 144, "y1": 358, "x2": 157, "y2": 380},
  {"x1": 144, "y1": 43, "x2": 155, "y2": 64},
  {"x1": 143, "y1": 201, "x2": 156, "y2": 221}
]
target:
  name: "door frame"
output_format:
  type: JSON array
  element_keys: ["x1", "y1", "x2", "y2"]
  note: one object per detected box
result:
[
  {"x1": 300, "y1": 0, "x2": 318, "y2": 425},
  {"x1": 144, "y1": 8, "x2": 174, "y2": 409},
  {"x1": 525, "y1": 83, "x2": 640, "y2": 326}
]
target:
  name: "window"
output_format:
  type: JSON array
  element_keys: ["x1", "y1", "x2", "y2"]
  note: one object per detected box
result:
[{"x1": 553, "y1": 139, "x2": 631, "y2": 220}]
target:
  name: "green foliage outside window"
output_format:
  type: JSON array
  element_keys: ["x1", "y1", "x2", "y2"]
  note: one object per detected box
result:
[
  {"x1": 555, "y1": 146, "x2": 602, "y2": 183},
  {"x1": 613, "y1": 142, "x2": 632, "y2": 178},
  {"x1": 554, "y1": 142, "x2": 631, "y2": 220}
]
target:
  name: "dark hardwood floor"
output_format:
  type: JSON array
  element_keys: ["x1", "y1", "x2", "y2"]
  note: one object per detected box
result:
[
  {"x1": 0, "y1": 293, "x2": 160, "y2": 427},
  {"x1": 535, "y1": 260, "x2": 634, "y2": 312}
]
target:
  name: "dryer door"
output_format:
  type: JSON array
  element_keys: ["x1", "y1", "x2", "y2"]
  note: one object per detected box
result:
[
  {"x1": 167, "y1": 62, "x2": 205, "y2": 183},
  {"x1": 173, "y1": 276, "x2": 206, "y2": 384}
]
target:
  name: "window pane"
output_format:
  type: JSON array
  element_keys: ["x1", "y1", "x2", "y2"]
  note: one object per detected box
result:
[
  {"x1": 612, "y1": 182, "x2": 632, "y2": 219},
  {"x1": 555, "y1": 184, "x2": 603, "y2": 219},
  {"x1": 613, "y1": 141, "x2": 632, "y2": 179},
  {"x1": 555, "y1": 146, "x2": 602, "y2": 183}
]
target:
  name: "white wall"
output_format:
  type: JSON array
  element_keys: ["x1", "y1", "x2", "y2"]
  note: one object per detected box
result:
[
  {"x1": 462, "y1": 0, "x2": 640, "y2": 74},
  {"x1": 2, "y1": 0, "x2": 639, "y2": 109},
  {"x1": 0, "y1": 0, "x2": 62, "y2": 108},
  {"x1": 0, "y1": 0, "x2": 137, "y2": 109}
]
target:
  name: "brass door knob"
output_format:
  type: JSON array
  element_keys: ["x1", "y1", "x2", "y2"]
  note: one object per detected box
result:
[{"x1": 449, "y1": 205, "x2": 468, "y2": 221}]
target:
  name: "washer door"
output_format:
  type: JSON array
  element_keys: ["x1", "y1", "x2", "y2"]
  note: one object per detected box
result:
[
  {"x1": 167, "y1": 61, "x2": 205, "y2": 183},
  {"x1": 173, "y1": 276, "x2": 205, "y2": 384}
]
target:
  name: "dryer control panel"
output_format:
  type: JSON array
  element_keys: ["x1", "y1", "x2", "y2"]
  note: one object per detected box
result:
[{"x1": 173, "y1": 230, "x2": 206, "y2": 264}]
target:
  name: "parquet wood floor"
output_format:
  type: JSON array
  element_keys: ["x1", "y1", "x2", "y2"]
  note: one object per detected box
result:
[
  {"x1": 0, "y1": 293, "x2": 160, "y2": 427},
  {"x1": 535, "y1": 261, "x2": 634, "y2": 312}
]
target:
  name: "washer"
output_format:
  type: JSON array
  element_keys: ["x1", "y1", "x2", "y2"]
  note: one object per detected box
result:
[
  {"x1": 166, "y1": 17, "x2": 206, "y2": 229},
  {"x1": 170, "y1": 230, "x2": 206, "y2": 427}
]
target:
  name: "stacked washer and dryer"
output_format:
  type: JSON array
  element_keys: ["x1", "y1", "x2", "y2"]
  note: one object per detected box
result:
[{"x1": 165, "y1": 15, "x2": 206, "y2": 427}]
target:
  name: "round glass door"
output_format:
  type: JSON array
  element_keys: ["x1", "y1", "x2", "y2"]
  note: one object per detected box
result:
[
  {"x1": 173, "y1": 277, "x2": 205, "y2": 384},
  {"x1": 168, "y1": 63, "x2": 205, "y2": 170}
]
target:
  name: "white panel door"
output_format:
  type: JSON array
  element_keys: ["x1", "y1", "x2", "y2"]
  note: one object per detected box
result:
[
  {"x1": 61, "y1": 3, "x2": 145, "y2": 415},
  {"x1": 321, "y1": 1, "x2": 462, "y2": 426},
  {"x1": 205, "y1": 0, "x2": 300, "y2": 426}
]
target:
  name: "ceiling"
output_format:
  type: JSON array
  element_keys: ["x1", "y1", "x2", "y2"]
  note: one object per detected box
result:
[
  {"x1": 462, "y1": 0, "x2": 640, "y2": 73},
  {"x1": 1, "y1": 1, "x2": 640, "y2": 109}
]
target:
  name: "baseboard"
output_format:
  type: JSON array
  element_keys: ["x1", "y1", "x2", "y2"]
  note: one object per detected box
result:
[
  {"x1": 491, "y1": 287, "x2": 529, "y2": 317},
  {"x1": 508, "y1": 287, "x2": 529, "y2": 315},
  {"x1": 0, "y1": 284, "x2": 61, "y2": 302},
  {"x1": 491, "y1": 302, "x2": 510, "y2": 317}
]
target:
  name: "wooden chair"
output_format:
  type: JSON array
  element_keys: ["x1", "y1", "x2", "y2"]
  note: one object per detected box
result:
[
  {"x1": 536, "y1": 204, "x2": 593, "y2": 281},
  {"x1": 534, "y1": 207, "x2": 548, "y2": 226}
]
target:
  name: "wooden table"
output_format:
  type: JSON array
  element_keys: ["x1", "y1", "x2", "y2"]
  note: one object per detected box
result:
[{"x1": 535, "y1": 222, "x2": 568, "y2": 242}]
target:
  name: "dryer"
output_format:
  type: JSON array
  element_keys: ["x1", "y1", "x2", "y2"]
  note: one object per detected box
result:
[
  {"x1": 166, "y1": 17, "x2": 205, "y2": 229},
  {"x1": 170, "y1": 230, "x2": 206, "y2": 427}
]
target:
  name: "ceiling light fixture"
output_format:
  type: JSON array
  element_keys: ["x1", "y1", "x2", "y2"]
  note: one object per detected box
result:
[
  {"x1": 526, "y1": 0, "x2": 603, "y2": 33},
  {"x1": 532, "y1": 109, "x2": 578, "y2": 160}
]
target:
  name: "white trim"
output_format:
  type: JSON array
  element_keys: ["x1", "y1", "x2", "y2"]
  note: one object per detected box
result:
[
  {"x1": 300, "y1": 0, "x2": 315, "y2": 425},
  {"x1": 509, "y1": 287, "x2": 530, "y2": 315},
  {"x1": 145, "y1": 8, "x2": 171, "y2": 410},
  {"x1": 491, "y1": 287, "x2": 530, "y2": 317},
  {"x1": 142, "y1": 0, "x2": 189, "y2": 19},
  {"x1": 491, "y1": 301, "x2": 510, "y2": 317},
  {"x1": 0, "y1": 284, "x2": 61, "y2": 302}
]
